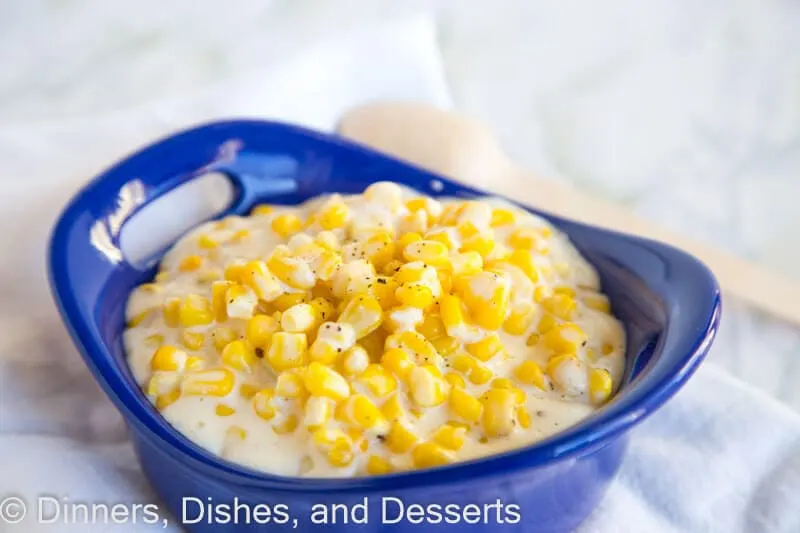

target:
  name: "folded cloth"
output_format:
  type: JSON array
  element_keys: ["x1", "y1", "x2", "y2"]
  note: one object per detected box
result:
[{"x1": 0, "y1": 12, "x2": 798, "y2": 533}]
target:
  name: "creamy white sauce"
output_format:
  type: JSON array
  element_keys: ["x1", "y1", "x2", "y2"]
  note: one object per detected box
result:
[{"x1": 124, "y1": 182, "x2": 626, "y2": 477}]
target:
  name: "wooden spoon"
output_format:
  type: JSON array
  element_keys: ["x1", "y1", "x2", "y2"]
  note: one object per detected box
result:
[{"x1": 337, "y1": 101, "x2": 800, "y2": 325}]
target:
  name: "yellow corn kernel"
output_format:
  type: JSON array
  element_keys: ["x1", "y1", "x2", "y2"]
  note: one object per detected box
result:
[
  {"x1": 359, "y1": 364, "x2": 398, "y2": 398},
  {"x1": 457, "y1": 221, "x2": 480, "y2": 240},
  {"x1": 408, "y1": 365, "x2": 450, "y2": 408},
  {"x1": 439, "y1": 202, "x2": 464, "y2": 225},
  {"x1": 275, "y1": 371, "x2": 307, "y2": 398},
  {"x1": 438, "y1": 269, "x2": 453, "y2": 294},
  {"x1": 534, "y1": 285, "x2": 552, "y2": 303},
  {"x1": 273, "y1": 414, "x2": 299, "y2": 435},
  {"x1": 481, "y1": 388, "x2": 517, "y2": 437},
  {"x1": 245, "y1": 314, "x2": 278, "y2": 349},
  {"x1": 181, "y1": 331, "x2": 205, "y2": 351},
  {"x1": 368, "y1": 276, "x2": 397, "y2": 310},
  {"x1": 385, "y1": 421, "x2": 419, "y2": 454},
  {"x1": 459, "y1": 233, "x2": 495, "y2": 258},
  {"x1": 308, "y1": 296, "x2": 337, "y2": 323},
  {"x1": 431, "y1": 335, "x2": 459, "y2": 356},
  {"x1": 154, "y1": 271, "x2": 170, "y2": 283},
  {"x1": 163, "y1": 298, "x2": 181, "y2": 327},
  {"x1": 224, "y1": 263, "x2": 246, "y2": 283},
  {"x1": 185, "y1": 356, "x2": 205, "y2": 371},
  {"x1": 156, "y1": 389, "x2": 181, "y2": 411},
  {"x1": 444, "y1": 372, "x2": 466, "y2": 389},
  {"x1": 507, "y1": 250, "x2": 540, "y2": 282},
  {"x1": 439, "y1": 294, "x2": 480, "y2": 342},
  {"x1": 517, "y1": 406, "x2": 532, "y2": 429},
  {"x1": 541, "y1": 294, "x2": 577, "y2": 321},
  {"x1": 150, "y1": 345, "x2": 187, "y2": 372},
  {"x1": 380, "y1": 393, "x2": 408, "y2": 422},
  {"x1": 490, "y1": 208, "x2": 516, "y2": 227},
  {"x1": 318, "y1": 201, "x2": 350, "y2": 230},
  {"x1": 238, "y1": 383, "x2": 261, "y2": 400},
  {"x1": 380, "y1": 348, "x2": 415, "y2": 381},
  {"x1": 252, "y1": 388, "x2": 277, "y2": 420},
  {"x1": 146, "y1": 371, "x2": 181, "y2": 397},
  {"x1": 403, "y1": 239, "x2": 449, "y2": 267},
  {"x1": 514, "y1": 360, "x2": 547, "y2": 390},
  {"x1": 537, "y1": 313, "x2": 559, "y2": 334},
  {"x1": 267, "y1": 332, "x2": 308, "y2": 371},
  {"x1": 366, "y1": 455, "x2": 393, "y2": 475},
  {"x1": 491, "y1": 377, "x2": 514, "y2": 389},
  {"x1": 449, "y1": 251, "x2": 483, "y2": 278},
  {"x1": 396, "y1": 232, "x2": 422, "y2": 255},
  {"x1": 271, "y1": 213, "x2": 303, "y2": 238},
  {"x1": 225, "y1": 284, "x2": 258, "y2": 320},
  {"x1": 272, "y1": 292, "x2": 308, "y2": 312},
  {"x1": 127, "y1": 309, "x2": 151, "y2": 328},
  {"x1": 432, "y1": 424, "x2": 466, "y2": 451},
  {"x1": 508, "y1": 227, "x2": 549, "y2": 253},
  {"x1": 182, "y1": 368, "x2": 235, "y2": 397},
  {"x1": 198, "y1": 234, "x2": 219, "y2": 249},
  {"x1": 303, "y1": 362, "x2": 350, "y2": 401},
  {"x1": 197, "y1": 269, "x2": 222, "y2": 283},
  {"x1": 545, "y1": 353, "x2": 578, "y2": 380},
  {"x1": 602, "y1": 343, "x2": 615, "y2": 355},
  {"x1": 145, "y1": 333, "x2": 164, "y2": 348},
  {"x1": 309, "y1": 338, "x2": 340, "y2": 365},
  {"x1": 251, "y1": 204, "x2": 274, "y2": 216},
  {"x1": 267, "y1": 253, "x2": 315, "y2": 290},
  {"x1": 425, "y1": 229, "x2": 456, "y2": 249},
  {"x1": 230, "y1": 229, "x2": 250, "y2": 243},
  {"x1": 338, "y1": 394, "x2": 389, "y2": 432},
  {"x1": 324, "y1": 439, "x2": 355, "y2": 467},
  {"x1": 417, "y1": 314, "x2": 445, "y2": 340},
  {"x1": 338, "y1": 294, "x2": 383, "y2": 339},
  {"x1": 583, "y1": 292, "x2": 611, "y2": 313},
  {"x1": 412, "y1": 442, "x2": 454, "y2": 469},
  {"x1": 451, "y1": 352, "x2": 476, "y2": 373},
  {"x1": 387, "y1": 331, "x2": 439, "y2": 365},
  {"x1": 179, "y1": 254, "x2": 203, "y2": 272},
  {"x1": 210, "y1": 326, "x2": 237, "y2": 353},
  {"x1": 210, "y1": 281, "x2": 232, "y2": 322},
  {"x1": 313, "y1": 231, "x2": 340, "y2": 252},
  {"x1": 526, "y1": 333, "x2": 540, "y2": 347},
  {"x1": 341, "y1": 345, "x2": 370, "y2": 377},
  {"x1": 383, "y1": 305, "x2": 424, "y2": 334},
  {"x1": 542, "y1": 323, "x2": 587, "y2": 354},
  {"x1": 314, "y1": 250, "x2": 343, "y2": 282},
  {"x1": 462, "y1": 271, "x2": 511, "y2": 331},
  {"x1": 215, "y1": 404, "x2": 236, "y2": 417},
  {"x1": 589, "y1": 368, "x2": 613, "y2": 405},
  {"x1": 220, "y1": 340, "x2": 258, "y2": 373},
  {"x1": 239, "y1": 260, "x2": 283, "y2": 301},
  {"x1": 361, "y1": 229, "x2": 396, "y2": 270},
  {"x1": 281, "y1": 303, "x2": 317, "y2": 333},
  {"x1": 304, "y1": 396, "x2": 334, "y2": 429},
  {"x1": 503, "y1": 304, "x2": 536, "y2": 335},
  {"x1": 468, "y1": 361, "x2": 494, "y2": 385},
  {"x1": 395, "y1": 283, "x2": 434, "y2": 309},
  {"x1": 465, "y1": 334, "x2": 504, "y2": 362},
  {"x1": 382, "y1": 259, "x2": 404, "y2": 276},
  {"x1": 554, "y1": 261, "x2": 570, "y2": 277}
]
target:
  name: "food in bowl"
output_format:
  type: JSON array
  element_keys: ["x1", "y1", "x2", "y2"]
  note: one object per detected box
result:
[{"x1": 123, "y1": 181, "x2": 625, "y2": 478}]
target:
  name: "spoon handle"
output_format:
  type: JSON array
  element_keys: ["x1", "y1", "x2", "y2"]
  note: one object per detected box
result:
[{"x1": 338, "y1": 101, "x2": 800, "y2": 325}]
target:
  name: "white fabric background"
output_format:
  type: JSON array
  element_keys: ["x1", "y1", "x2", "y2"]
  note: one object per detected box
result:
[{"x1": 1, "y1": 7, "x2": 799, "y2": 533}]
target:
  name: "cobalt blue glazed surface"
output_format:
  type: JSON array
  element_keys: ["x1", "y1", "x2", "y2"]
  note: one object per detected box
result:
[{"x1": 48, "y1": 120, "x2": 721, "y2": 532}]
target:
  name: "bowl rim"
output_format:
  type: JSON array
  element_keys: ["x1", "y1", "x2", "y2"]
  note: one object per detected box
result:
[{"x1": 48, "y1": 118, "x2": 721, "y2": 491}]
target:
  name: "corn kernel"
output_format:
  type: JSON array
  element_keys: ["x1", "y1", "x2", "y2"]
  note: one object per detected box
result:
[
  {"x1": 490, "y1": 208, "x2": 516, "y2": 227},
  {"x1": 481, "y1": 388, "x2": 517, "y2": 437},
  {"x1": 251, "y1": 204, "x2": 274, "y2": 216},
  {"x1": 271, "y1": 213, "x2": 303, "y2": 238},
  {"x1": 468, "y1": 362, "x2": 494, "y2": 385},
  {"x1": 225, "y1": 284, "x2": 258, "y2": 320},
  {"x1": 537, "y1": 314, "x2": 559, "y2": 334},
  {"x1": 491, "y1": 377, "x2": 514, "y2": 389},
  {"x1": 198, "y1": 234, "x2": 219, "y2": 249},
  {"x1": 541, "y1": 294, "x2": 577, "y2": 321},
  {"x1": 439, "y1": 294, "x2": 482, "y2": 343},
  {"x1": 403, "y1": 239, "x2": 449, "y2": 267},
  {"x1": 526, "y1": 333, "x2": 540, "y2": 346},
  {"x1": 507, "y1": 250, "x2": 540, "y2": 282},
  {"x1": 272, "y1": 414, "x2": 299, "y2": 435},
  {"x1": 155, "y1": 389, "x2": 181, "y2": 410},
  {"x1": 182, "y1": 368, "x2": 235, "y2": 397},
  {"x1": 583, "y1": 292, "x2": 611, "y2": 313},
  {"x1": 339, "y1": 394, "x2": 389, "y2": 432},
  {"x1": 280, "y1": 303, "x2": 317, "y2": 333},
  {"x1": 542, "y1": 323, "x2": 587, "y2": 354},
  {"x1": 245, "y1": 314, "x2": 278, "y2": 349},
  {"x1": 395, "y1": 283, "x2": 434, "y2": 309},
  {"x1": 386, "y1": 331, "x2": 439, "y2": 365},
  {"x1": 215, "y1": 404, "x2": 236, "y2": 417},
  {"x1": 432, "y1": 424, "x2": 466, "y2": 451},
  {"x1": 602, "y1": 343, "x2": 615, "y2": 355},
  {"x1": 252, "y1": 388, "x2": 277, "y2": 420},
  {"x1": 239, "y1": 383, "x2": 261, "y2": 399},
  {"x1": 459, "y1": 233, "x2": 495, "y2": 258},
  {"x1": 341, "y1": 345, "x2": 370, "y2": 377},
  {"x1": 146, "y1": 372, "x2": 181, "y2": 397},
  {"x1": 239, "y1": 260, "x2": 283, "y2": 301},
  {"x1": 178, "y1": 254, "x2": 203, "y2": 272},
  {"x1": 361, "y1": 229, "x2": 396, "y2": 270},
  {"x1": 181, "y1": 331, "x2": 205, "y2": 351},
  {"x1": 304, "y1": 396, "x2": 334, "y2": 428},
  {"x1": 308, "y1": 296, "x2": 337, "y2": 323},
  {"x1": 145, "y1": 333, "x2": 164, "y2": 347},
  {"x1": 315, "y1": 230, "x2": 341, "y2": 251},
  {"x1": 465, "y1": 334, "x2": 504, "y2": 362},
  {"x1": 359, "y1": 364, "x2": 398, "y2": 398},
  {"x1": 162, "y1": 298, "x2": 181, "y2": 327},
  {"x1": 431, "y1": 335, "x2": 459, "y2": 356},
  {"x1": 366, "y1": 455, "x2": 393, "y2": 475},
  {"x1": 220, "y1": 340, "x2": 258, "y2": 373},
  {"x1": 380, "y1": 394, "x2": 408, "y2": 422},
  {"x1": 385, "y1": 421, "x2": 419, "y2": 454},
  {"x1": 417, "y1": 314, "x2": 445, "y2": 340},
  {"x1": 444, "y1": 372, "x2": 466, "y2": 389},
  {"x1": 462, "y1": 271, "x2": 510, "y2": 331},
  {"x1": 409, "y1": 365, "x2": 450, "y2": 407},
  {"x1": 267, "y1": 253, "x2": 315, "y2": 290},
  {"x1": 185, "y1": 356, "x2": 205, "y2": 371},
  {"x1": 150, "y1": 345, "x2": 187, "y2": 372},
  {"x1": 515, "y1": 360, "x2": 547, "y2": 390},
  {"x1": 338, "y1": 294, "x2": 383, "y2": 338},
  {"x1": 224, "y1": 263, "x2": 246, "y2": 283},
  {"x1": 276, "y1": 371, "x2": 307, "y2": 398},
  {"x1": 383, "y1": 305, "x2": 424, "y2": 333},
  {"x1": 318, "y1": 201, "x2": 350, "y2": 230},
  {"x1": 509, "y1": 227, "x2": 549, "y2": 253},
  {"x1": 304, "y1": 362, "x2": 350, "y2": 401},
  {"x1": 503, "y1": 303, "x2": 536, "y2": 335},
  {"x1": 272, "y1": 292, "x2": 308, "y2": 312},
  {"x1": 589, "y1": 368, "x2": 613, "y2": 405},
  {"x1": 396, "y1": 232, "x2": 422, "y2": 255},
  {"x1": 380, "y1": 348, "x2": 415, "y2": 381},
  {"x1": 311, "y1": 322, "x2": 356, "y2": 364},
  {"x1": 412, "y1": 442, "x2": 453, "y2": 469},
  {"x1": 517, "y1": 406, "x2": 532, "y2": 429},
  {"x1": 210, "y1": 281, "x2": 232, "y2": 322},
  {"x1": 267, "y1": 332, "x2": 308, "y2": 371}
]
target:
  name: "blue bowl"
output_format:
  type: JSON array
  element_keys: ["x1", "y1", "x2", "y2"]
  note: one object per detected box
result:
[{"x1": 48, "y1": 120, "x2": 720, "y2": 532}]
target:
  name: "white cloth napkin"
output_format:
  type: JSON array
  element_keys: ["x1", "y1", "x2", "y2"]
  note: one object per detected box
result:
[{"x1": 0, "y1": 12, "x2": 798, "y2": 533}]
